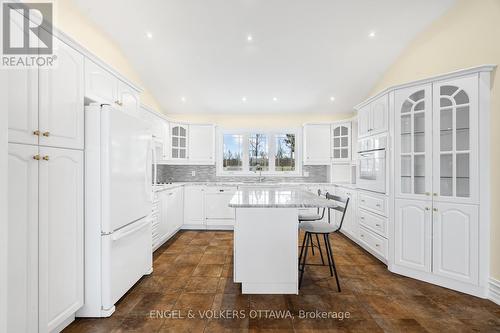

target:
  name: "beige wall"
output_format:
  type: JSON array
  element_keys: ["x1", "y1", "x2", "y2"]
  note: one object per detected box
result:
[
  {"x1": 46, "y1": 0, "x2": 161, "y2": 111},
  {"x1": 167, "y1": 112, "x2": 355, "y2": 129},
  {"x1": 370, "y1": 0, "x2": 500, "y2": 280}
]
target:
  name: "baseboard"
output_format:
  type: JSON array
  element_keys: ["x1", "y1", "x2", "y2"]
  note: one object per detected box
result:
[{"x1": 489, "y1": 277, "x2": 500, "y2": 305}]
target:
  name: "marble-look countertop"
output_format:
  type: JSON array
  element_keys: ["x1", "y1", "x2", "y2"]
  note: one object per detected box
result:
[
  {"x1": 228, "y1": 188, "x2": 338, "y2": 208},
  {"x1": 154, "y1": 182, "x2": 357, "y2": 192}
]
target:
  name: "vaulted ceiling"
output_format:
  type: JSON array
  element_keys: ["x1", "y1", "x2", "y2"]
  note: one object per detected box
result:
[{"x1": 73, "y1": 0, "x2": 456, "y2": 114}]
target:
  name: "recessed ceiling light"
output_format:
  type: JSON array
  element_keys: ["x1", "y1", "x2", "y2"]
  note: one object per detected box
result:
[
  {"x1": 273, "y1": 97, "x2": 278, "y2": 102},
  {"x1": 369, "y1": 31, "x2": 376, "y2": 38},
  {"x1": 181, "y1": 97, "x2": 186, "y2": 103},
  {"x1": 330, "y1": 96, "x2": 336, "y2": 102},
  {"x1": 146, "y1": 32, "x2": 153, "y2": 39},
  {"x1": 242, "y1": 97, "x2": 247, "y2": 102},
  {"x1": 247, "y1": 34, "x2": 253, "y2": 42}
]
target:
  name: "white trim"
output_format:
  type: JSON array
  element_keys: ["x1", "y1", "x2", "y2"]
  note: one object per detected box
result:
[
  {"x1": 489, "y1": 277, "x2": 500, "y2": 305},
  {"x1": 0, "y1": 51, "x2": 8, "y2": 333},
  {"x1": 216, "y1": 128, "x2": 302, "y2": 177},
  {"x1": 354, "y1": 65, "x2": 496, "y2": 110}
]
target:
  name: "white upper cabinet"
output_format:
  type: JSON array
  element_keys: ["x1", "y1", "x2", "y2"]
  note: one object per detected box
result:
[
  {"x1": 7, "y1": 68, "x2": 38, "y2": 145},
  {"x1": 84, "y1": 59, "x2": 140, "y2": 114},
  {"x1": 117, "y1": 80, "x2": 140, "y2": 115},
  {"x1": 394, "y1": 198, "x2": 432, "y2": 273},
  {"x1": 303, "y1": 124, "x2": 331, "y2": 165},
  {"x1": 357, "y1": 93, "x2": 388, "y2": 137},
  {"x1": 432, "y1": 202, "x2": 478, "y2": 285},
  {"x1": 38, "y1": 147, "x2": 84, "y2": 333},
  {"x1": 170, "y1": 123, "x2": 189, "y2": 160},
  {"x1": 7, "y1": 144, "x2": 39, "y2": 333},
  {"x1": 331, "y1": 121, "x2": 351, "y2": 163},
  {"x1": 395, "y1": 84, "x2": 433, "y2": 199},
  {"x1": 39, "y1": 34, "x2": 84, "y2": 150},
  {"x1": 84, "y1": 59, "x2": 117, "y2": 104},
  {"x1": 432, "y1": 75, "x2": 478, "y2": 204},
  {"x1": 189, "y1": 124, "x2": 215, "y2": 164}
]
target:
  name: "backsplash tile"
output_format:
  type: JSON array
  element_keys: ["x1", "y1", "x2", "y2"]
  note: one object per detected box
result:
[{"x1": 157, "y1": 165, "x2": 328, "y2": 183}]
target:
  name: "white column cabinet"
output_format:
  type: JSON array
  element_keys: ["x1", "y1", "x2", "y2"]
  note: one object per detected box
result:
[
  {"x1": 303, "y1": 124, "x2": 331, "y2": 165},
  {"x1": 38, "y1": 147, "x2": 84, "y2": 333},
  {"x1": 39, "y1": 34, "x2": 85, "y2": 150},
  {"x1": 7, "y1": 144, "x2": 39, "y2": 333},
  {"x1": 432, "y1": 202, "x2": 478, "y2": 285},
  {"x1": 394, "y1": 199, "x2": 432, "y2": 273},
  {"x1": 391, "y1": 72, "x2": 485, "y2": 294},
  {"x1": 7, "y1": 144, "x2": 84, "y2": 333}
]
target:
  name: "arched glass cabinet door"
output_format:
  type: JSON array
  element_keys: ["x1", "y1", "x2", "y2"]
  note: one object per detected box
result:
[
  {"x1": 171, "y1": 124, "x2": 188, "y2": 159},
  {"x1": 432, "y1": 76, "x2": 478, "y2": 203},
  {"x1": 394, "y1": 84, "x2": 432, "y2": 199},
  {"x1": 331, "y1": 122, "x2": 351, "y2": 163}
]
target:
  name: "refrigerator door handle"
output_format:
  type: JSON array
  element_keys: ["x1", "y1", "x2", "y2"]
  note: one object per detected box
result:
[{"x1": 111, "y1": 218, "x2": 150, "y2": 241}]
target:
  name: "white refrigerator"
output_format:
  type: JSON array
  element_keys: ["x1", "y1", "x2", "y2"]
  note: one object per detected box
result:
[{"x1": 78, "y1": 104, "x2": 153, "y2": 317}]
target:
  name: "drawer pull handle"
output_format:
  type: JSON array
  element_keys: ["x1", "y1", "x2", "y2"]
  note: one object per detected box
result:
[
  {"x1": 375, "y1": 224, "x2": 380, "y2": 227},
  {"x1": 360, "y1": 217, "x2": 365, "y2": 220},
  {"x1": 375, "y1": 244, "x2": 380, "y2": 247},
  {"x1": 361, "y1": 199, "x2": 365, "y2": 202},
  {"x1": 219, "y1": 189, "x2": 225, "y2": 192},
  {"x1": 360, "y1": 234, "x2": 364, "y2": 238},
  {"x1": 376, "y1": 204, "x2": 381, "y2": 207}
]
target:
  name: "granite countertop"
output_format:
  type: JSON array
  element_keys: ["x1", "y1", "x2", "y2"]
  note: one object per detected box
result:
[{"x1": 228, "y1": 188, "x2": 338, "y2": 208}]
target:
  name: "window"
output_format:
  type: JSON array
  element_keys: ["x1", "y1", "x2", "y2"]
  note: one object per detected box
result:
[
  {"x1": 275, "y1": 134, "x2": 295, "y2": 171},
  {"x1": 219, "y1": 130, "x2": 300, "y2": 176},
  {"x1": 223, "y1": 134, "x2": 243, "y2": 171},
  {"x1": 248, "y1": 134, "x2": 269, "y2": 171}
]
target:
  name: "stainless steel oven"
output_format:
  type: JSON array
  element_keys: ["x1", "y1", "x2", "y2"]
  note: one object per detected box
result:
[{"x1": 357, "y1": 135, "x2": 387, "y2": 193}]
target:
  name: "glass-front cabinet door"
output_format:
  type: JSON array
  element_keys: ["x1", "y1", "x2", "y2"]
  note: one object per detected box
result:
[
  {"x1": 394, "y1": 84, "x2": 433, "y2": 199},
  {"x1": 170, "y1": 124, "x2": 188, "y2": 159},
  {"x1": 331, "y1": 122, "x2": 351, "y2": 163},
  {"x1": 433, "y1": 75, "x2": 478, "y2": 204}
]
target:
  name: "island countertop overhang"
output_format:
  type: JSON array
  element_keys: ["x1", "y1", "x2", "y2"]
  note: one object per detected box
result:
[{"x1": 228, "y1": 187, "x2": 337, "y2": 209}]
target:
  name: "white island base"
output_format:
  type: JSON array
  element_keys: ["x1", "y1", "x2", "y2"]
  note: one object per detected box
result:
[{"x1": 233, "y1": 208, "x2": 299, "y2": 294}]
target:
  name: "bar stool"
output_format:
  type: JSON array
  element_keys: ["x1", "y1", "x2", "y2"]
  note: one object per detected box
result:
[
  {"x1": 298, "y1": 193, "x2": 350, "y2": 292},
  {"x1": 298, "y1": 189, "x2": 326, "y2": 263}
]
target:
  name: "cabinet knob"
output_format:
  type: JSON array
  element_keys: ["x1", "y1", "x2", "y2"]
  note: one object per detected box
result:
[
  {"x1": 42, "y1": 131, "x2": 50, "y2": 137},
  {"x1": 433, "y1": 208, "x2": 438, "y2": 212},
  {"x1": 425, "y1": 192, "x2": 430, "y2": 196},
  {"x1": 33, "y1": 130, "x2": 40, "y2": 136},
  {"x1": 433, "y1": 193, "x2": 438, "y2": 196},
  {"x1": 114, "y1": 100, "x2": 123, "y2": 106},
  {"x1": 375, "y1": 204, "x2": 381, "y2": 207},
  {"x1": 375, "y1": 224, "x2": 380, "y2": 227},
  {"x1": 42, "y1": 155, "x2": 49, "y2": 161},
  {"x1": 33, "y1": 155, "x2": 41, "y2": 160},
  {"x1": 425, "y1": 207, "x2": 430, "y2": 211}
]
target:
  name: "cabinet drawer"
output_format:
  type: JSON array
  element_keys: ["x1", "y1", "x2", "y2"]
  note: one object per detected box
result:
[
  {"x1": 358, "y1": 209, "x2": 387, "y2": 237},
  {"x1": 358, "y1": 192, "x2": 387, "y2": 217},
  {"x1": 359, "y1": 226, "x2": 388, "y2": 260}
]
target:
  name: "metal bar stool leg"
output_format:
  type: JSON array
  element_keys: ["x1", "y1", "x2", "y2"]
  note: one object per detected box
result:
[
  {"x1": 298, "y1": 230, "x2": 307, "y2": 265},
  {"x1": 323, "y1": 234, "x2": 334, "y2": 277},
  {"x1": 309, "y1": 232, "x2": 315, "y2": 255},
  {"x1": 299, "y1": 232, "x2": 310, "y2": 289},
  {"x1": 326, "y1": 235, "x2": 341, "y2": 292},
  {"x1": 315, "y1": 234, "x2": 325, "y2": 265}
]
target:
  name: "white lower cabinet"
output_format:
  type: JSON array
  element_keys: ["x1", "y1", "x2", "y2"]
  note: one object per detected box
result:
[
  {"x1": 394, "y1": 198, "x2": 479, "y2": 285},
  {"x1": 7, "y1": 143, "x2": 84, "y2": 333},
  {"x1": 394, "y1": 199, "x2": 432, "y2": 273},
  {"x1": 183, "y1": 186, "x2": 206, "y2": 229},
  {"x1": 154, "y1": 187, "x2": 185, "y2": 250},
  {"x1": 334, "y1": 187, "x2": 357, "y2": 238},
  {"x1": 432, "y1": 202, "x2": 478, "y2": 285}
]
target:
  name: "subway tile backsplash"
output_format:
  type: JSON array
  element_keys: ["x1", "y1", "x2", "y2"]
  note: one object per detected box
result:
[{"x1": 157, "y1": 165, "x2": 328, "y2": 183}]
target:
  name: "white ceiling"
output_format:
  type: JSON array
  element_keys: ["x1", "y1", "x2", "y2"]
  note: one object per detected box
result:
[{"x1": 73, "y1": 0, "x2": 455, "y2": 114}]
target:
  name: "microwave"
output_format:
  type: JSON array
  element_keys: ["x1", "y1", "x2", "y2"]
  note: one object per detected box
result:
[{"x1": 356, "y1": 135, "x2": 387, "y2": 194}]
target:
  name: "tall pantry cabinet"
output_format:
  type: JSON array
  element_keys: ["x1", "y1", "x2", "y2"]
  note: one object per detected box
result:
[
  {"x1": 7, "y1": 34, "x2": 85, "y2": 332},
  {"x1": 392, "y1": 70, "x2": 490, "y2": 294}
]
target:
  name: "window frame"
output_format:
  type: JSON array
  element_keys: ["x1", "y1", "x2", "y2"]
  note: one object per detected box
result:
[{"x1": 216, "y1": 128, "x2": 302, "y2": 177}]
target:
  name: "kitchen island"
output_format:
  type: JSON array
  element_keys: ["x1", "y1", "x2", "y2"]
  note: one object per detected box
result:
[{"x1": 229, "y1": 187, "x2": 337, "y2": 294}]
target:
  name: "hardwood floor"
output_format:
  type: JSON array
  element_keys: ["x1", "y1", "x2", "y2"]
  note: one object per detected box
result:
[{"x1": 66, "y1": 231, "x2": 500, "y2": 332}]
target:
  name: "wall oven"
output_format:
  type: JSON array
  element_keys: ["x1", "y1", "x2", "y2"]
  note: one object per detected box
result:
[{"x1": 357, "y1": 135, "x2": 387, "y2": 193}]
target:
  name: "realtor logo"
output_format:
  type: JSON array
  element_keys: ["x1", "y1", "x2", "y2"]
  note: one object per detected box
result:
[{"x1": 2, "y1": 2, "x2": 55, "y2": 67}]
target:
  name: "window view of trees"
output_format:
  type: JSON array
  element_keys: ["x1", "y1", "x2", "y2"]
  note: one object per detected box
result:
[
  {"x1": 275, "y1": 134, "x2": 295, "y2": 171},
  {"x1": 221, "y1": 132, "x2": 298, "y2": 174},
  {"x1": 223, "y1": 134, "x2": 243, "y2": 171},
  {"x1": 248, "y1": 134, "x2": 269, "y2": 171}
]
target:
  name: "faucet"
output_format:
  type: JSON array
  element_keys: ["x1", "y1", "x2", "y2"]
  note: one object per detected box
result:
[{"x1": 254, "y1": 164, "x2": 265, "y2": 183}]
